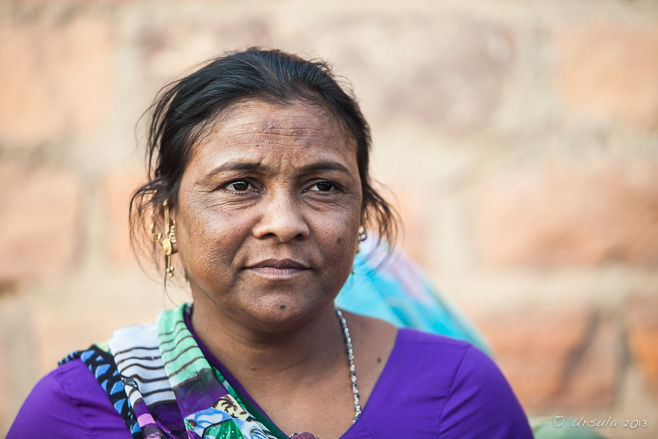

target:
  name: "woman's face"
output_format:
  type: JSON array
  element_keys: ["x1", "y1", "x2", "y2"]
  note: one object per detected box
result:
[{"x1": 174, "y1": 100, "x2": 363, "y2": 332}]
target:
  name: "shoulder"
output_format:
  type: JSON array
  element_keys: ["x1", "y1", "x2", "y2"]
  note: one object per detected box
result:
[
  {"x1": 396, "y1": 329, "x2": 534, "y2": 438},
  {"x1": 8, "y1": 359, "x2": 130, "y2": 439},
  {"x1": 392, "y1": 328, "x2": 515, "y2": 387},
  {"x1": 435, "y1": 338, "x2": 534, "y2": 438},
  {"x1": 353, "y1": 329, "x2": 533, "y2": 438},
  {"x1": 394, "y1": 326, "x2": 473, "y2": 353},
  {"x1": 388, "y1": 328, "x2": 477, "y2": 384}
]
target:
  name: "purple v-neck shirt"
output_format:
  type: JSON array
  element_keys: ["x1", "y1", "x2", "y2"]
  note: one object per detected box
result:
[{"x1": 9, "y1": 318, "x2": 533, "y2": 438}]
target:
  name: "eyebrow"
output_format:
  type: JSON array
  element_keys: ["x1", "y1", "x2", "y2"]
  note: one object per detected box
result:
[
  {"x1": 198, "y1": 160, "x2": 353, "y2": 187},
  {"x1": 297, "y1": 161, "x2": 351, "y2": 175},
  {"x1": 199, "y1": 161, "x2": 270, "y2": 186}
]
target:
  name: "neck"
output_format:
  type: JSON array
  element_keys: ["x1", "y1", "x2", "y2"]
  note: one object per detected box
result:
[{"x1": 191, "y1": 301, "x2": 345, "y2": 379}]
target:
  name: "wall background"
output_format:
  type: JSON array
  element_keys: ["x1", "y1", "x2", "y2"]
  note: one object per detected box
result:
[{"x1": 1, "y1": 0, "x2": 657, "y2": 437}]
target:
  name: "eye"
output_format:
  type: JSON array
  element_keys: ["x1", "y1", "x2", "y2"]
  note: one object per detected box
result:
[
  {"x1": 310, "y1": 181, "x2": 336, "y2": 192},
  {"x1": 225, "y1": 180, "x2": 251, "y2": 192}
]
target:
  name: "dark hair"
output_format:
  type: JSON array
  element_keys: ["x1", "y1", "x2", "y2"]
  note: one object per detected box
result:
[{"x1": 130, "y1": 48, "x2": 398, "y2": 265}]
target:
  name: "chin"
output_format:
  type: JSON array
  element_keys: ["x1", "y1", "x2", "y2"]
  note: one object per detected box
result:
[{"x1": 242, "y1": 295, "x2": 333, "y2": 332}]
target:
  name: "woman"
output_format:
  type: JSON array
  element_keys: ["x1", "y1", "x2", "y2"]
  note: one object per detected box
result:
[{"x1": 9, "y1": 48, "x2": 533, "y2": 438}]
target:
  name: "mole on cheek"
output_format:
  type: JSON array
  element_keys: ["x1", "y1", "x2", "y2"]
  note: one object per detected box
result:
[{"x1": 279, "y1": 305, "x2": 286, "y2": 310}]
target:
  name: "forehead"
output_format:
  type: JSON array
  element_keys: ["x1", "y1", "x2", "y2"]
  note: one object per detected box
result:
[
  {"x1": 217, "y1": 99, "x2": 338, "y2": 131},
  {"x1": 192, "y1": 100, "x2": 357, "y2": 159}
]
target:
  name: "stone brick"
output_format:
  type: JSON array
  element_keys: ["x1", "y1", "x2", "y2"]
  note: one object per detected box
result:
[
  {"x1": 0, "y1": 165, "x2": 82, "y2": 280},
  {"x1": 383, "y1": 178, "x2": 433, "y2": 267},
  {"x1": 0, "y1": 307, "x2": 8, "y2": 435},
  {"x1": 140, "y1": 14, "x2": 274, "y2": 95},
  {"x1": 30, "y1": 304, "x2": 109, "y2": 374},
  {"x1": 0, "y1": 17, "x2": 114, "y2": 146},
  {"x1": 140, "y1": 11, "x2": 514, "y2": 131},
  {"x1": 557, "y1": 315, "x2": 619, "y2": 408},
  {"x1": 475, "y1": 306, "x2": 621, "y2": 410},
  {"x1": 318, "y1": 15, "x2": 515, "y2": 130},
  {"x1": 627, "y1": 293, "x2": 658, "y2": 396},
  {"x1": 556, "y1": 23, "x2": 658, "y2": 129},
  {"x1": 468, "y1": 162, "x2": 658, "y2": 267},
  {"x1": 101, "y1": 167, "x2": 147, "y2": 265},
  {"x1": 472, "y1": 306, "x2": 590, "y2": 409},
  {"x1": 0, "y1": 294, "x2": 33, "y2": 435}
]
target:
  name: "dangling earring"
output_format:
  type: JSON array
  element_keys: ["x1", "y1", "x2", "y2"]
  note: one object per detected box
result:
[
  {"x1": 357, "y1": 222, "x2": 367, "y2": 251},
  {"x1": 152, "y1": 200, "x2": 177, "y2": 277},
  {"x1": 352, "y1": 224, "x2": 367, "y2": 275}
]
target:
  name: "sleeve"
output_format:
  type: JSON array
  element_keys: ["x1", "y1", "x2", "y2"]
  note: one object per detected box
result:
[
  {"x1": 7, "y1": 360, "x2": 131, "y2": 439},
  {"x1": 438, "y1": 346, "x2": 534, "y2": 439}
]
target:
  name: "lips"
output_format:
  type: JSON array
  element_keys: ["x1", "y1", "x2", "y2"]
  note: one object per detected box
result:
[
  {"x1": 247, "y1": 259, "x2": 310, "y2": 269},
  {"x1": 245, "y1": 259, "x2": 310, "y2": 280}
]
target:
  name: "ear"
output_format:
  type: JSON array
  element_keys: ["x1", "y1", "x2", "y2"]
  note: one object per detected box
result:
[
  {"x1": 168, "y1": 198, "x2": 178, "y2": 223},
  {"x1": 151, "y1": 199, "x2": 176, "y2": 246},
  {"x1": 150, "y1": 201, "x2": 165, "y2": 243},
  {"x1": 360, "y1": 208, "x2": 368, "y2": 229},
  {"x1": 168, "y1": 199, "x2": 178, "y2": 255}
]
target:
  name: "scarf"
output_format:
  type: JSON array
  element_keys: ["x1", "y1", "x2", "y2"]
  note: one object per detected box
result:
[{"x1": 62, "y1": 304, "x2": 287, "y2": 439}]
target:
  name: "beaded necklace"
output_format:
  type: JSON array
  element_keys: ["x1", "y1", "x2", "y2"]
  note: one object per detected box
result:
[{"x1": 288, "y1": 309, "x2": 361, "y2": 439}]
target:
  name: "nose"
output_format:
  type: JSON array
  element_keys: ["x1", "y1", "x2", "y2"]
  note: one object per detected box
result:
[{"x1": 252, "y1": 191, "x2": 310, "y2": 243}]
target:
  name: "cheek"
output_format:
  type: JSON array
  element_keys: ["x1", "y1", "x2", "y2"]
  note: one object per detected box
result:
[
  {"x1": 323, "y1": 233, "x2": 359, "y2": 296},
  {"x1": 176, "y1": 208, "x2": 246, "y2": 275},
  {"x1": 316, "y1": 219, "x2": 360, "y2": 267}
]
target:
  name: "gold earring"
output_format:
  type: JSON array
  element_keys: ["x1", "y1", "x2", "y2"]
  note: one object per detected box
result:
[
  {"x1": 356, "y1": 226, "x2": 367, "y2": 254},
  {"x1": 352, "y1": 225, "x2": 367, "y2": 275},
  {"x1": 157, "y1": 200, "x2": 177, "y2": 277},
  {"x1": 150, "y1": 216, "x2": 161, "y2": 243}
]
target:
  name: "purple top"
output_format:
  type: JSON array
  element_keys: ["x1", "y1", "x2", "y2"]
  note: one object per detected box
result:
[{"x1": 9, "y1": 322, "x2": 533, "y2": 438}]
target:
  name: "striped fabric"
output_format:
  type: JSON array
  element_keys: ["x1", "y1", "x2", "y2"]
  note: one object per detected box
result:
[{"x1": 107, "y1": 305, "x2": 279, "y2": 439}]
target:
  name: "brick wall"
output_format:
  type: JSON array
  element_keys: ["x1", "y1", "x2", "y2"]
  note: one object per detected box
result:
[{"x1": 1, "y1": 1, "x2": 657, "y2": 437}]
